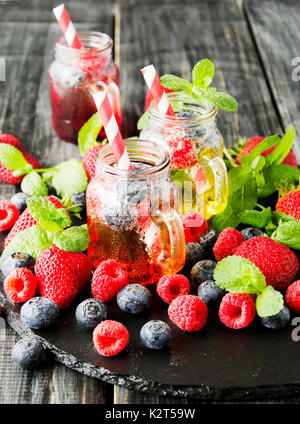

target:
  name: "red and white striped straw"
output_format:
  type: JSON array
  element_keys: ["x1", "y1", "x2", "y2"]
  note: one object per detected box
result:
[
  {"x1": 53, "y1": 4, "x2": 82, "y2": 49},
  {"x1": 93, "y1": 92, "x2": 133, "y2": 170},
  {"x1": 141, "y1": 64, "x2": 175, "y2": 116}
]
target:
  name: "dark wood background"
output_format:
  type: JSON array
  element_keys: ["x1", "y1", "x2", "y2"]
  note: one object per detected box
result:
[{"x1": 0, "y1": 0, "x2": 300, "y2": 404}]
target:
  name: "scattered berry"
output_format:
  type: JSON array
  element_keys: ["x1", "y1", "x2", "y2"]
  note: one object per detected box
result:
[
  {"x1": 71, "y1": 192, "x2": 86, "y2": 214},
  {"x1": 0, "y1": 200, "x2": 19, "y2": 231},
  {"x1": 181, "y1": 212, "x2": 207, "y2": 243},
  {"x1": 1, "y1": 252, "x2": 36, "y2": 278},
  {"x1": 276, "y1": 190, "x2": 300, "y2": 221},
  {"x1": 241, "y1": 227, "x2": 264, "y2": 240},
  {"x1": 82, "y1": 145, "x2": 102, "y2": 181},
  {"x1": 260, "y1": 306, "x2": 290, "y2": 330},
  {"x1": 140, "y1": 320, "x2": 171, "y2": 350},
  {"x1": 198, "y1": 230, "x2": 219, "y2": 255},
  {"x1": 197, "y1": 280, "x2": 226, "y2": 306},
  {"x1": 168, "y1": 295, "x2": 208, "y2": 332},
  {"x1": 4, "y1": 268, "x2": 37, "y2": 303},
  {"x1": 35, "y1": 246, "x2": 92, "y2": 309},
  {"x1": 234, "y1": 237, "x2": 299, "y2": 291},
  {"x1": 117, "y1": 284, "x2": 151, "y2": 314},
  {"x1": 213, "y1": 227, "x2": 244, "y2": 261},
  {"x1": 219, "y1": 293, "x2": 256, "y2": 329},
  {"x1": 92, "y1": 259, "x2": 127, "y2": 303},
  {"x1": 10, "y1": 192, "x2": 29, "y2": 213},
  {"x1": 190, "y1": 260, "x2": 216, "y2": 287},
  {"x1": 236, "y1": 136, "x2": 298, "y2": 167},
  {"x1": 93, "y1": 320, "x2": 129, "y2": 356},
  {"x1": 11, "y1": 337, "x2": 48, "y2": 369},
  {"x1": 184, "y1": 243, "x2": 205, "y2": 269},
  {"x1": 75, "y1": 298, "x2": 108, "y2": 330},
  {"x1": 167, "y1": 136, "x2": 198, "y2": 170},
  {"x1": 20, "y1": 297, "x2": 59, "y2": 329},
  {"x1": 157, "y1": 274, "x2": 190, "y2": 304},
  {"x1": 285, "y1": 280, "x2": 300, "y2": 312}
]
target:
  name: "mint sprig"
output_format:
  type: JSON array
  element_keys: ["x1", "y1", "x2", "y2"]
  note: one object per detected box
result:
[
  {"x1": 0, "y1": 144, "x2": 29, "y2": 170},
  {"x1": 160, "y1": 59, "x2": 238, "y2": 112},
  {"x1": 256, "y1": 286, "x2": 284, "y2": 318},
  {"x1": 78, "y1": 112, "x2": 103, "y2": 157},
  {"x1": 26, "y1": 196, "x2": 71, "y2": 232},
  {"x1": 21, "y1": 171, "x2": 48, "y2": 197},
  {"x1": 53, "y1": 226, "x2": 90, "y2": 252}
]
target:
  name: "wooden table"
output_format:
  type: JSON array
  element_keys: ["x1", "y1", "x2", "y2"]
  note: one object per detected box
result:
[{"x1": 0, "y1": 0, "x2": 300, "y2": 404}]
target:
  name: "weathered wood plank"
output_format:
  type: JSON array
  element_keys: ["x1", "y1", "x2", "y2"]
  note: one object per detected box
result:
[{"x1": 245, "y1": 0, "x2": 300, "y2": 160}]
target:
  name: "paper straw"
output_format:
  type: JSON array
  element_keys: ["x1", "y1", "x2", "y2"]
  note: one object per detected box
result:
[
  {"x1": 53, "y1": 4, "x2": 82, "y2": 49},
  {"x1": 141, "y1": 64, "x2": 175, "y2": 116},
  {"x1": 93, "y1": 92, "x2": 133, "y2": 170}
]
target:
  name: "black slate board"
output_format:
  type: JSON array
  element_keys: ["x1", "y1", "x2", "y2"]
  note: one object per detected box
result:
[{"x1": 1, "y1": 274, "x2": 300, "y2": 401}]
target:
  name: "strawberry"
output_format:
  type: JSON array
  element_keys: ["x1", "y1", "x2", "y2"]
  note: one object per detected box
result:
[
  {"x1": 35, "y1": 246, "x2": 92, "y2": 309},
  {"x1": 82, "y1": 145, "x2": 102, "y2": 181},
  {"x1": 0, "y1": 134, "x2": 41, "y2": 184},
  {"x1": 276, "y1": 190, "x2": 300, "y2": 221},
  {"x1": 167, "y1": 135, "x2": 198, "y2": 170},
  {"x1": 236, "y1": 136, "x2": 298, "y2": 167},
  {"x1": 4, "y1": 196, "x2": 66, "y2": 247}
]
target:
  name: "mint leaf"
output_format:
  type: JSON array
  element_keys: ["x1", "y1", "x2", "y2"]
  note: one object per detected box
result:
[
  {"x1": 26, "y1": 196, "x2": 71, "y2": 232},
  {"x1": 230, "y1": 178, "x2": 257, "y2": 214},
  {"x1": 272, "y1": 211, "x2": 298, "y2": 224},
  {"x1": 53, "y1": 226, "x2": 90, "y2": 252},
  {"x1": 265, "y1": 125, "x2": 295, "y2": 166},
  {"x1": 237, "y1": 207, "x2": 271, "y2": 229},
  {"x1": 0, "y1": 226, "x2": 52, "y2": 265},
  {"x1": 200, "y1": 88, "x2": 238, "y2": 112},
  {"x1": 214, "y1": 256, "x2": 266, "y2": 294},
  {"x1": 137, "y1": 111, "x2": 149, "y2": 130},
  {"x1": 212, "y1": 204, "x2": 240, "y2": 233},
  {"x1": 260, "y1": 164, "x2": 300, "y2": 197},
  {"x1": 0, "y1": 143, "x2": 29, "y2": 170},
  {"x1": 256, "y1": 286, "x2": 284, "y2": 318},
  {"x1": 78, "y1": 113, "x2": 102, "y2": 157},
  {"x1": 160, "y1": 75, "x2": 193, "y2": 94},
  {"x1": 240, "y1": 135, "x2": 280, "y2": 165},
  {"x1": 271, "y1": 219, "x2": 300, "y2": 249},
  {"x1": 228, "y1": 164, "x2": 252, "y2": 194},
  {"x1": 21, "y1": 171, "x2": 48, "y2": 197},
  {"x1": 192, "y1": 59, "x2": 214, "y2": 88},
  {"x1": 52, "y1": 160, "x2": 88, "y2": 197}
]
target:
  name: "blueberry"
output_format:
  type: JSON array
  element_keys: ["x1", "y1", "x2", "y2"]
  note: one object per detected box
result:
[
  {"x1": 191, "y1": 260, "x2": 217, "y2": 287},
  {"x1": 176, "y1": 110, "x2": 197, "y2": 119},
  {"x1": 260, "y1": 306, "x2": 291, "y2": 330},
  {"x1": 46, "y1": 183, "x2": 58, "y2": 197},
  {"x1": 198, "y1": 231, "x2": 219, "y2": 255},
  {"x1": 20, "y1": 297, "x2": 59, "y2": 329},
  {"x1": 241, "y1": 227, "x2": 264, "y2": 240},
  {"x1": 1, "y1": 252, "x2": 36, "y2": 278},
  {"x1": 140, "y1": 320, "x2": 171, "y2": 350},
  {"x1": 71, "y1": 192, "x2": 86, "y2": 213},
  {"x1": 197, "y1": 280, "x2": 226, "y2": 306},
  {"x1": 10, "y1": 192, "x2": 28, "y2": 213},
  {"x1": 117, "y1": 284, "x2": 151, "y2": 314},
  {"x1": 75, "y1": 298, "x2": 107, "y2": 330},
  {"x1": 11, "y1": 337, "x2": 48, "y2": 369},
  {"x1": 184, "y1": 243, "x2": 205, "y2": 269}
]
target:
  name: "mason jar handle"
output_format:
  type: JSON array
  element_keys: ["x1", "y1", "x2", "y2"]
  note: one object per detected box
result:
[
  {"x1": 206, "y1": 155, "x2": 228, "y2": 216},
  {"x1": 154, "y1": 207, "x2": 186, "y2": 275}
]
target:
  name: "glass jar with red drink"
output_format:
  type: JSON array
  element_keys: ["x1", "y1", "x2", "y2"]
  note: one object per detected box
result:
[{"x1": 49, "y1": 31, "x2": 121, "y2": 143}]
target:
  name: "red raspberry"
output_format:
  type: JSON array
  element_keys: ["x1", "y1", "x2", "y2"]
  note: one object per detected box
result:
[
  {"x1": 213, "y1": 227, "x2": 245, "y2": 261},
  {"x1": 219, "y1": 293, "x2": 256, "y2": 329},
  {"x1": 167, "y1": 136, "x2": 198, "y2": 170},
  {"x1": 93, "y1": 320, "x2": 129, "y2": 356},
  {"x1": 157, "y1": 274, "x2": 190, "y2": 304},
  {"x1": 181, "y1": 212, "x2": 207, "y2": 243},
  {"x1": 4, "y1": 268, "x2": 37, "y2": 303},
  {"x1": 168, "y1": 295, "x2": 208, "y2": 332},
  {"x1": 285, "y1": 281, "x2": 300, "y2": 313},
  {"x1": 0, "y1": 200, "x2": 19, "y2": 231},
  {"x1": 92, "y1": 260, "x2": 127, "y2": 302}
]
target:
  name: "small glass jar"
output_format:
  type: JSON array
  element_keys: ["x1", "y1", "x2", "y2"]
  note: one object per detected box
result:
[
  {"x1": 86, "y1": 139, "x2": 186, "y2": 285},
  {"x1": 49, "y1": 31, "x2": 121, "y2": 143},
  {"x1": 141, "y1": 92, "x2": 228, "y2": 220}
]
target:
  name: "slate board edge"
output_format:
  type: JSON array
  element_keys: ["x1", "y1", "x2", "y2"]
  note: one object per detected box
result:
[{"x1": 2, "y1": 298, "x2": 300, "y2": 402}]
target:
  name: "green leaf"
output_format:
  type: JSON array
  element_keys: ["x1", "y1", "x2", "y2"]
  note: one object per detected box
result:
[
  {"x1": 21, "y1": 171, "x2": 48, "y2": 197},
  {"x1": 212, "y1": 204, "x2": 240, "y2": 232},
  {"x1": 0, "y1": 143, "x2": 29, "y2": 170},
  {"x1": 0, "y1": 226, "x2": 53, "y2": 265},
  {"x1": 192, "y1": 59, "x2": 215, "y2": 88},
  {"x1": 52, "y1": 160, "x2": 88, "y2": 197},
  {"x1": 78, "y1": 112, "x2": 102, "y2": 157},
  {"x1": 250, "y1": 155, "x2": 265, "y2": 172},
  {"x1": 260, "y1": 164, "x2": 300, "y2": 197},
  {"x1": 230, "y1": 178, "x2": 257, "y2": 214},
  {"x1": 272, "y1": 211, "x2": 298, "y2": 224},
  {"x1": 256, "y1": 286, "x2": 284, "y2": 318},
  {"x1": 53, "y1": 226, "x2": 90, "y2": 252},
  {"x1": 240, "y1": 135, "x2": 280, "y2": 165},
  {"x1": 137, "y1": 111, "x2": 149, "y2": 130},
  {"x1": 237, "y1": 207, "x2": 271, "y2": 229},
  {"x1": 214, "y1": 255, "x2": 266, "y2": 294},
  {"x1": 160, "y1": 74, "x2": 193, "y2": 94},
  {"x1": 265, "y1": 125, "x2": 295, "y2": 166},
  {"x1": 199, "y1": 88, "x2": 238, "y2": 112},
  {"x1": 228, "y1": 164, "x2": 252, "y2": 195},
  {"x1": 26, "y1": 196, "x2": 71, "y2": 232},
  {"x1": 272, "y1": 219, "x2": 300, "y2": 249}
]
